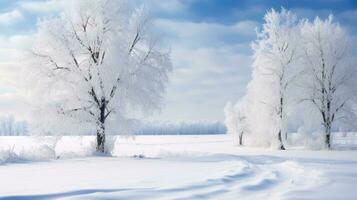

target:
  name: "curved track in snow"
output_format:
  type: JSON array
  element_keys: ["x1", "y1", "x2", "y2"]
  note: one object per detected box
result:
[{"x1": 0, "y1": 155, "x2": 323, "y2": 200}]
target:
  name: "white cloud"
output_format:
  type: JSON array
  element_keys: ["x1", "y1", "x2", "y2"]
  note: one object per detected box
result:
[
  {"x1": 156, "y1": 19, "x2": 258, "y2": 37},
  {"x1": 0, "y1": 34, "x2": 35, "y2": 121},
  {"x1": 0, "y1": 10, "x2": 24, "y2": 25},
  {"x1": 21, "y1": 0, "x2": 188, "y2": 14},
  {"x1": 170, "y1": 46, "x2": 251, "y2": 102},
  {"x1": 148, "y1": 18, "x2": 257, "y2": 121},
  {"x1": 0, "y1": 34, "x2": 34, "y2": 49},
  {"x1": 0, "y1": 34, "x2": 35, "y2": 120},
  {"x1": 151, "y1": 43, "x2": 252, "y2": 121},
  {"x1": 148, "y1": 0, "x2": 187, "y2": 13},
  {"x1": 232, "y1": 20, "x2": 259, "y2": 36},
  {"x1": 0, "y1": 92, "x2": 30, "y2": 121},
  {"x1": 0, "y1": 34, "x2": 34, "y2": 64},
  {"x1": 18, "y1": 0, "x2": 63, "y2": 13},
  {"x1": 155, "y1": 19, "x2": 258, "y2": 49}
]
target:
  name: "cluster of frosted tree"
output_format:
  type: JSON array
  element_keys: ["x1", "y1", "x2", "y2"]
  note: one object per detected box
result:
[
  {"x1": 136, "y1": 121, "x2": 226, "y2": 135},
  {"x1": 225, "y1": 9, "x2": 357, "y2": 149},
  {"x1": 27, "y1": 0, "x2": 172, "y2": 152},
  {"x1": 0, "y1": 115, "x2": 28, "y2": 136}
]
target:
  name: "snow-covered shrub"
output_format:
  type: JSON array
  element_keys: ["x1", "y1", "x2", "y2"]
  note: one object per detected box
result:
[
  {"x1": 19, "y1": 144, "x2": 56, "y2": 161},
  {"x1": 55, "y1": 136, "x2": 97, "y2": 158},
  {"x1": 0, "y1": 144, "x2": 56, "y2": 164},
  {"x1": 0, "y1": 146, "x2": 19, "y2": 164}
]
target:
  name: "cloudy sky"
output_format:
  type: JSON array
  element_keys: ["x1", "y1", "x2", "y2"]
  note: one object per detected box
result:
[{"x1": 0, "y1": 0, "x2": 356, "y2": 122}]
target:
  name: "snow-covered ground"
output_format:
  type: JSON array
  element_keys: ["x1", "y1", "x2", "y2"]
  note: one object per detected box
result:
[{"x1": 0, "y1": 135, "x2": 357, "y2": 199}]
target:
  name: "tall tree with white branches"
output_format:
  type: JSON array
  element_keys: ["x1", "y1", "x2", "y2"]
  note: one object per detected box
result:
[
  {"x1": 300, "y1": 15, "x2": 356, "y2": 149},
  {"x1": 250, "y1": 8, "x2": 299, "y2": 149},
  {"x1": 28, "y1": 0, "x2": 172, "y2": 152}
]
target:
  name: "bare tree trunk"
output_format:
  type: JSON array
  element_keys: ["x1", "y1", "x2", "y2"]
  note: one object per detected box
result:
[
  {"x1": 96, "y1": 125, "x2": 105, "y2": 153},
  {"x1": 324, "y1": 122, "x2": 331, "y2": 149},
  {"x1": 96, "y1": 98, "x2": 107, "y2": 153},
  {"x1": 239, "y1": 131, "x2": 243, "y2": 146},
  {"x1": 278, "y1": 96, "x2": 286, "y2": 150},
  {"x1": 278, "y1": 130, "x2": 285, "y2": 150},
  {"x1": 326, "y1": 130, "x2": 331, "y2": 149}
]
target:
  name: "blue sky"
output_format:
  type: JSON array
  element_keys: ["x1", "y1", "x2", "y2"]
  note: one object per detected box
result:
[{"x1": 0, "y1": 0, "x2": 356, "y2": 122}]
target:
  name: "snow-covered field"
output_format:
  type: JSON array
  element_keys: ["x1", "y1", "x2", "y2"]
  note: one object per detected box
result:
[{"x1": 0, "y1": 135, "x2": 357, "y2": 199}]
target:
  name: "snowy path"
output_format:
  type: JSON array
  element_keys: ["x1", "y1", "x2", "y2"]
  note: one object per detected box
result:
[{"x1": 0, "y1": 135, "x2": 357, "y2": 199}]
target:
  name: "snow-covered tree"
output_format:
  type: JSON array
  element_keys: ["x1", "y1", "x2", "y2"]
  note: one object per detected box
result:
[
  {"x1": 248, "y1": 8, "x2": 299, "y2": 149},
  {"x1": 224, "y1": 99, "x2": 249, "y2": 146},
  {"x1": 225, "y1": 9, "x2": 357, "y2": 150},
  {"x1": 28, "y1": 0, "x2": 172, "y2": 152},
  {"x1": 300, "y1": 15, "x2": 356, "y2": 149}
]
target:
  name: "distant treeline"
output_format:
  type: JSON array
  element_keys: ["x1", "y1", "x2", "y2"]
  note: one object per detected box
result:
[
  {"x1": 0, "y1": 115, "x2": 28, "y2": 136},
  {"x1": 136, "y1": 121, "x2": 227, "y2": 135},
  {"x1": 0, "y1": 117, "x2": 226, "y2": 136}
]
